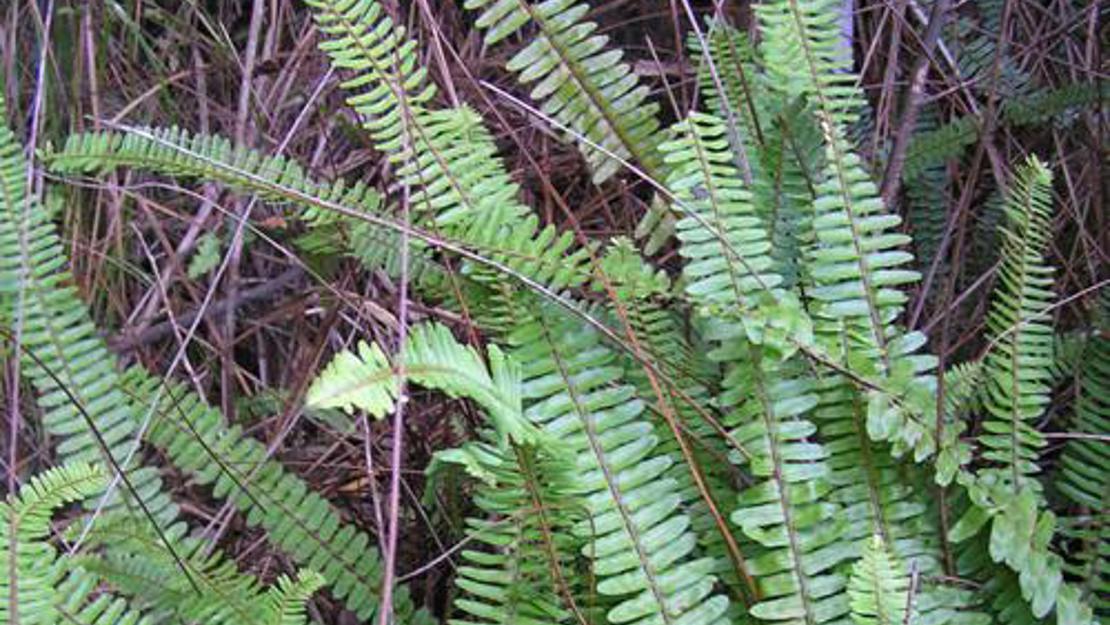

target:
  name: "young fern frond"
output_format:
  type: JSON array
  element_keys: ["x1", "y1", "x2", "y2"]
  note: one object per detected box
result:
[
  {"x1": 308, "y1": 322, "x2": 544, "y2": 448},
  {"x1": 464, "y1": 0, "x2": 663, "y2": 183},
  {"x1": 846, "y1": 536, "x2": 910, "y2": 625}
]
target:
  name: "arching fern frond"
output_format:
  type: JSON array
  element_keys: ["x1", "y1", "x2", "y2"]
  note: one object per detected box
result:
[
  {"x1": 464, "y1": 0, "x2": 663, "y2": 183},
  {"x1": 122, "y1": 368, "x2": 435, "y2": 625}
]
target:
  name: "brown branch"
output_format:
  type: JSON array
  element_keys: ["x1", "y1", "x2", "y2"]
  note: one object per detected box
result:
[
  {"x1": 110, "y1": 267, "x2": 303, "y2": 352},
  {"x1": 880, "y1": 0, "x2": 950, "y2": 205}
]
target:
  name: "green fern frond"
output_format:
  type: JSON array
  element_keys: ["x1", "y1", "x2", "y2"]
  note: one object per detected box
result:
[
  {"x1": 1057, "y1": 314, "x2": 1108, "y2": 617},
  {"x1": 688, "y1": 19, "x2": 764, "y2": 156},
  {"x1": 721, "y1": 347, "x2": 851, "y2": 625},
  {"x1": 805, "y1": 130, "x2": 937, "y2": 459},
  {"x1": 901, "y1": 117, "x2": 977, "y2": 181},
  {"x1": 464, "y1": 0, "x2": 663, "y2": 183},
  {"x1": 305, "y1": 0, "x2": 436, "y2": 150},
  {"x1": 659, "y1": 112, "x2": 783, "y2": 313},
  {"x1": 1002, "y1": 81, "x2": 1106, "y2": 128},
  {"x1": 76, "y1": 515, "x2": 323, "y2": 625},
  {"x1": 123, "y1": 368, "x2": 435, "y2": 625},
  {"x1": 49, "y1": 127, "x2": 458, "y2": 289},
  {"x1": 308, "y1": 322, "x2": 543, "y2": 448},
  {"x1": 265, "y1": 571, "x2": 327, "y2": 625},
  {"x1": 757, "y1": 0, "x2": 866, "y2": 129},
  {"x1": 749, "y1": 99, "x2": 822, "y2": 290},
  {"x1": 52, "y1": 569, "x2": 153, "y2": 625},
  {"x1": 306, "y1": 2, "x2": 598, "y2": 294},
  {"x1": 0, "y1": 115, "x2": 147, "y2": 476},
  {"x1": 847, "y1": 536, "x2": 909, "y2": 625},
  {"x1": 1, "y1": 462, "x2": 106, "y2": 625},
  {"x1": 508, "y1": 303, "x2": 731, "y2": 625},
  {"x1": 977, "y1": 156, "x2": 1054, "y2": 492},
  {"x1": 433, "y1": 430, "x2": 580, "y2": 625}
]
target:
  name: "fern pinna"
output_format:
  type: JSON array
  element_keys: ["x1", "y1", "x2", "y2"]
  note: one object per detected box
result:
[{"x1": 3, "y1": 1, "x2": 1106, "y2": 625}]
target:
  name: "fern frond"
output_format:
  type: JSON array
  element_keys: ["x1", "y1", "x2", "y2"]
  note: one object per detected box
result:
[
  {"x1": 434, "y1": 434, "x2": 580, "y2": 625},
  {"x1": 52, "y1": 569, "x2": 153, "y2": 625},
  {"x1": 76, "y1": 515, "x2": 293, "y2": 625},
  {"x1": 805, "y1": 129, "x2": 937, "y2": 459},
  {"x1": 688, "y1": 19, "x2": 764, "y2": 156},
  {"x1": 720, "y1": 346, "x2": 851, "y2": 625},
  {"x1": 977, "y1": 156, "x2": 1054, "y2": 492},
  {"x1": 757, "y1": 0, "x2": 866, "y2": 129},
  {"x1": 1057, "y1": 314, "x2": 1109, "y2": 617},
  {"x1": 265, "y1": 571, "x2": 327, "y2": 625},
  {"x1": 1, "y1": 463, "x2": 106, "y2": 625},
  {"x1": 0, "y1": 115, "x2": 151, "y2": 480},
  {"x1": 508, "y1": 303, "x2": 731, "y2": 625},
  {"x1": 847, "y1": 536, "x2": 909, "y2": 625},
  {"x1": 659, "y1": 112, "x2": 782, "y2": 313},
  {"x1": 306, "y1": 3, "x2": 597, "y2": 294},
  {"x1": 750, "y1": 99, "x2": 822, "y2": 290},
  {"x1": 123, "y1": 368, "x2": 434, "y2": 624},
  {"x1": 305, "y1": 0, "x2": 436, "y2": 150},
  {"x1": 308, "y1": 322, "x2": 543, "y2": 448},
  {"x1": 464, "y1": 0, "x2": 662, "y2": 183}
]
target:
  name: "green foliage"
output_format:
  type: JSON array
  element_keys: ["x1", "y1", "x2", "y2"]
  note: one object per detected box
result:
[
  {"x1": 77, "y1": 516, "x2": 323, "y2": 625},
  {"x1": 1056, "y1": 305, "x2": 1109, "y2": 617},
  {"x1": 846, "y1": 536, "x2": 909, "y2": 625},
  {"x1": 464, "y1": 0, "x2": 663, "y2": 183},
  {"x1": 125, "y1": 367, "x2": 433, "y2": 624},
  {"x1": 4, "y1": 4, "x2": 1104, "y2": 625},
  {"x1": 2, "y1": 463, "x2": 107, "y2": 625},
  {"x1": 977, "y1": 156, "x2": 1055, "y2": 492},
  {"x1": 309, "y1": 322, "x2": 544, "y2": 448}
]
